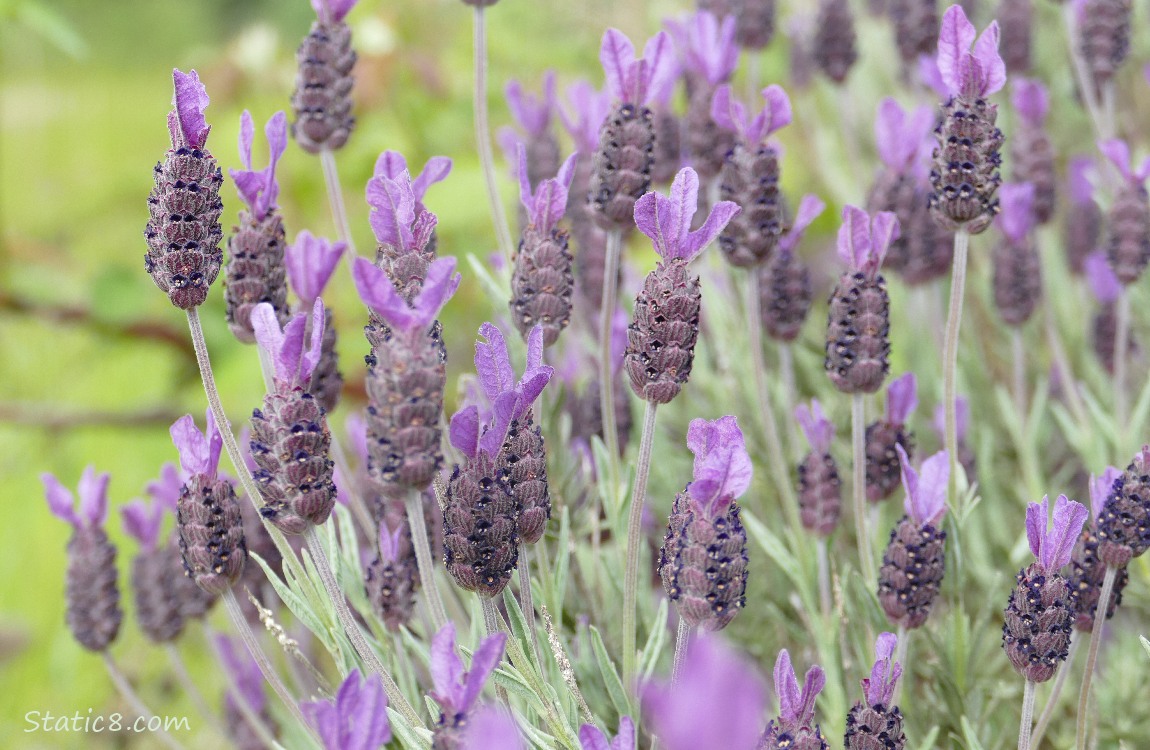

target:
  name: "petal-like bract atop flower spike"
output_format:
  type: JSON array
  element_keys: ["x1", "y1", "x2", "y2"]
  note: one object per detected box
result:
[
  {"x1": 600, "y1": 29, "x2": 679, "y2": 105},
  {"x1": 367, "y1": 170, "x2": 418, "y2": 251},
  {"x1": 1084, "y1": 251, "x2": 1121, "y2": 303},
  {"x1": 898, "y1": 445, "x2": 949, "y2": 526},
  {"x1": 936, "y1": 5, "x2": 1006, "y2": 98},
  {"x1": 862, "y1": 632, "x2": 903, "y2": 707},
  {"x1": 579, "y1": 717, "x2": 637, "y2": 750},
  {"x1": 518, "y1": 146, "x2": 578, "y2": 234},
  {"x1": 121, "y1": 499, "x2": 165, "y2": 550},
  {"x1": 285, "y1": 230, "x2": 345, "y2": 306},
  {"x1": 773, "y1": 649, "x2": 825, "y2": 725},
  {"x1": 885, "y1": 372, "x2": 918, "y2": 425},
  {"x1": 506, "y1": 72, "x2": 557, "y2": 137},
  {"x1": 686, "y1": 416, "x2": 753, "y2": 514},
  {"x1": 310, "y1": 0, "x2": 357, "y2": 23},
  {"x1": 352, "y1": 255, "x2": 460, "y2": 333},
  {"x1": 1089, "y1": 466, "x2": 1122, "y2": 521},
  {"x1": 779, "y1": 194, "x2": 826, "y2": 253},
  {"x1": 302, "y1": 669, "x2": 391, "y2": 750},
  {"x1": 1011, "y1": 78, "x2": 1049, "y2": 127},
  {"x1": 1025, "y1": 495, "x2": 1089, "y2": 573},
  {"x1": 680, "y1": 12, "x2": 739, "y2": 86},
  {"x1": 373, "y1": 150, "x2": 452, "y2": 211},
  {"x1": 42, "y1": 466, "x2": 111, "y2": 528},
  {"x1": 560, "y1": 80, "x2": 614, "y2": 154},
  {"x1": 642, "y1": 635, "x2": 766, "y2": 750},
  {"x1": 796, "y1": 399, "x2": 835, "y2": 454},
  {"x1": 995, "y1": 182, "x2": 1036, "y2": 245},
  {"x1": 252, "y1": 299, "x2": 326, "y2": 387},
  {"x1": 837, "y1": 206, "x2": 899, "y2": 276},
  {"x1": 874, "y1": 97, "x2": 934, "y2": 172},
  {"x1": 634, "y1": 167, "x2": 740, "y2": 262},
  {"x1": 429, "y1": 621, "x2": 507, "y2": 716},
  {"x1": 462, "y1": 708, "x2": 526, "y2": 750},
  {"x1": 1068, "y1": 156, "x2": 1096, "y2": 206},
  {"x1": 146, "y1": 463, "x2": 183, "y2": 511},
  {"x1": 230, "y1": 110, "x2": 287, "y2": 219},
  {"x1": 710, "y1": 84, "x2": 792, "y2": 144},
  {"x1": 470, "y1": 322, "x2": 554, "y2": 456},
  {"x1": 378, "y1": 518, "x2": 403, "y2": 563},
  {"x1": 1098, "y1": 138, "x2": 1150, "y2": 186},
  {"x1": 933, "y1": 396, "x2": 970, "y2": 443},
  {"x1": 170, "y1": 69, "x2": 211, "y2": 149},
  {"x1": 170, "y1": 410, "x2": 223, "y2": 480}
]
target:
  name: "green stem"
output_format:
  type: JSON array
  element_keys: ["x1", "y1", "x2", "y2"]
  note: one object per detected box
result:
[
  {"x1": 943, "y1": 230, "x2": 970, "y2": 513},
  {"x1": 671, "y1": 619, "x2": 689, "y2": 686},
  {"x1": 518, "y1": 543, "x2": 543, "y2": 669},
  {"x1": 472, "y1": 6, "x2": 515, "y2": 265},
  {"x1": 852, "y1": 393, "x2": 874, "y2": 584},
  {"x1": 102, "y1": 652, "x2": 187, "y2": 750},
  {"x1": 319, "y1": 148, "x2": 357, "y2": 258},
  {"x1": 622, "y1": 400, "x2": 658, "y2": 688},
  {"x1": 1076, "y1": 566, "x2": 1118, "y2": 750},
  {"x1": 1019, "y1": 679, "x2": 1036, "y2": 750},
  {"x1": 599, "y1": 228, "x2": 624, "y2": 466},
  {"x1": 405, "y1": 488, "x2": 448, "y2": 631},
  {"x1": 816, "y1": 537, "x2": 832, "y2": 620}
]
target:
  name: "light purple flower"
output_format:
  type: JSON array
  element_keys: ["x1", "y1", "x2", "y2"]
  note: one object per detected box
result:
[
  {"x1": 932, "y1": 397, "x2": 970, "y2": 444},
  {"x1": 642, "y1": 635, "x2": 766, "y2": 750},
  {"x1": 710, "y1": 84, "x2": 792, "y2": 144},
  {"x1": 874, "y1": 97, "x2": 933, "y2": 175},
  {"x1": 634, "y1": 167, "x2": 740, "y2": 262},
  {"x1": 560, "y1": 80, "x2": 614, "y2": 154},
  {"x1": 779, "y1": 194, "x2": 825, "y2": 254},
  {"x1": 1011, "y1": 78, "x2": 1049, "y2": 127},
  {"x1": 936, "y1": 5, "x2": 1006, "y2": 99},
  {"x1": 506, "y1": 72, "x2": 557, "y2": 137},
  {"x1": 885, "y1": 373, "x2": 917, "y2": 426},
  {"x1": 121, "y1": 498, "x2": 166, "y2": 551},
  {"x1": 917, "y1": 54, "x2": 948, "y2": 98},
  {"x1": 372, "y1": 150, "x2": 452, "y2": 215},
  {"x1": 310, "y1": 0, "x2": 357, "y2": 23},
  {"x1": 796, "y1": 399, "x2": 834, "y2": 454},
  {"x1": 518, "y1": 146, "x2": 577, "y2": 234},
  {"x1": 366, "y1": 166, "x2": 441, "y2": 254},
  {"x1": 1098, "y1": 138, "x2": 1150, "y2": 187},
  {"x1": 674, "y1": 11, "x2": 739, "y2": 86},
  {"x1": 146, "y1": 463, "x2": 183, "y2": 512},
  {"x1": 170, "y1": 410, "x2": 224, "y2": 481},
  {"x1": 773, "y1": 649, "x2": 825, "y2": 727},
  {"x1": 837, "y1": 206, "x2": 899, "y2": 277},
  {"x1": 42, "y1": 466, "x2": 111, "y2": 529},
  {"x1": 168, "y1": 69, "x2": 211, "y2": 150},
  {"x1": 995, "y1": 182, "x2": 1035, "y2": 245},
  {"x1": 302, "y1": 669, "x2": 391, "y2": 750},
  {"x1": 214, "y1": 634, "x2": 267, "y2": 717},
  {"x1": 580, "y1": 717, "x2": 636, "y2": 750},
  {"x1": 378, "y1": 517, "x2": 403, "y2": 564},
  {"x1": 600, "y1": 29, "x2": 679, "y2": 106},
  {"x1": 463, "y1": 708, "x2": 526, "y2": 750},
  {"x1": 685, "y1": 416, "x2": 753, "y2": 515},
  {"x1": 351, "y1": 255, "x2": 461, "y2": 333},
  {"x1": 1088, "y1": 467, "x2": 1122, "y2": 521},
  {"x1": 1084, "y1": 251, "x2": 1121, "y2": 304},
  {"x1": 285, "y1": 231, "x2": 345, "y2": 307},
  {"x1": 861, "y1": 632, "x2": 903, "y2": 707},
  {"x1": 429, "y1": 621, "x2": 506, "y2": 717},
  {"x1": 1067, "y1": 156, "x2": 1096, "y2": 206},
  {"x1": 230, "y1": 110, "x2": 287, "y2": 219},
  {"x1": 1025, "y1": 494, "x2": 1088, "y2": 573},
  {"x1": 897, "y1": 445, "x2": 948, "y2": 527},
  {"x1": 251, "y1": 299, "x2": 326, "y2": 388}
]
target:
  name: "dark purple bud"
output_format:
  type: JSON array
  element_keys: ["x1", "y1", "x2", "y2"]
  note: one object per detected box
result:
[{"x1": 291, "y1": 8, "x2": 356, "y2": 153}]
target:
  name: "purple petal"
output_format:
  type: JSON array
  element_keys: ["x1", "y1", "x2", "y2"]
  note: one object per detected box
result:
[
  {"x1": 874, "y1": 98, "x2": 906, "y2": 169},
  {"x1": 374, "y1": 150, "x2": 407, "y2": 180},
  {"x1": 412, "y1": 156, "x2": 453, "y2": 202},
  {"x1": 601, "y1": 29, "x2": 636, "y2": 102},
  {"x1": 660, "y1": 167, "x2": 701, "y2": 259},
  {"x1": 1099, "y1": 138, "x2": 1134, "y2": 183},
  {"x1": 936, "y1": 6, "x2": 977, "y2": 97},
  {"x1": 351, "y1": 257, "x2": 417, "y2": 330},
  {"x1": 463, "y1": 709, "x2": 524, "y2": 750},
  {"x1": 430, "y1": 623, "x2": 465, "y2": 710},
  {"x1": 237, "y1": 110, "x2": 254, "y2": 170},
  {"x1": 640, "y1": 31, "x2": 678, "y2": 106},
  {"x1": 1044, "y1": 495, "x2": 1088, "y2": 571},
  {"x1": 900, "y1": 446, "x2": 949, "y2": 526},
  {"x1": 408, "y1": 256, "x2": 460, "y2": 328},
  {"x1": 300, "y1": 299, "x2": 326, "y2": 385},
  {"x1": 686, "y1": 416, "x2": 752, "y2": 512},
  {"x1": 995, "y1": 182, "x2": 1035, "y2": 244},
  {"x1": 345, "y1": 672, "x2": 391, "y2": 750},
  {"x1": 760, "y1": 85, "x2": 793, "y2": 138},
  {"x1": 972, "y1": 21, "x2": 1005, "y2": 96},
  {"x1": 480, "y1": 391, "x2": 519, "y2": 457},
  {"x1": 1067, "y1": 156, "x2": 1095, "y2": 205},
  {"x1": 885, "y1": 373, "x2": 917, "y2": 425},
  {"x1": 579, "y1": 725, "x2": 611, "y2": 750},
  {"x1": 461, "y1": 631, "x2": 507, "y2": 712},
  {"x1": 450, "y1": 406, "x2": 481, "y2": 459},
  {"x1": 774, "y1": 649, "x2": 802, "y2": 723},
  {"x1": 684, "y1": 199, "x2": 741, "y2": 261},
  {"x1": 863, "y1": 632, "x2": 902, "y2": 706},
  {"x1": 796, "y1": 399, "x2": 834, "y2": 453},
  {"x1": 560, "y1": 80, "x2": 612, "y2": 153},
  {"x1": 146, "y1": 463, "x2": 183, "y2": 511},
  {"x1": 1025, "y1": 496, "x2": 1049, "y2": 561},
  {"x1": 311, "y1": 0, "x2": 356, "y2": 22},
  {"x1": 779, "y1": 194, "x2": 825, "y2": 253},
  {"x1": 121, "y1": 499, "x2": 164, "y2": 549},
  {"x1": 837, "y1": 205, "x2": 872, "y2": 270},
  {"x1": 525, "y1": 329, "x2": 547, "y2": 381},
  {"x1": 1084, "y1": 252, "x2": 1120, "y2": 303},
  {"x1": 378, "y1": 518, "x2": 403, "y2": 562},
  {"x1": 366, "y1": 172, "x2": 416, "y2": 250},
  {"x1": 171, "y1": 69, "x2": 211, "y2": 149},
  {"x1": 918, "y1": 54, "x2": 949, "y2": 97},
  {"x1": 797, "y1": 666, "x2": 826, "y2": 725},
  {"x1": 613, "y1": 717, "x2": 636, "y2": 750},
  {"x1": 285, "y1": 230, "x2": 345, "y2": 305},
  {"x1": 709, "y1": 84, "x2": 745, "y2": 136},
  {"x1": 277, "y1": 307, "x2": 310, "y2": 385},
  {"x1": 1088, "y1": 467, "x2": 1121, "y2": 521},
  {"x1": 475, "y1": 323, "x2": 516, "y2": 404},
  {"x1": 42, "y1": 473, "x2": 78, "y2": 526},
  {"x1": 171, "y1": 414, "x2": 210, "y2": 478},
  {"x1": 868, "y1": 211, "x2": 899, "y2": 271},
  {"x1": 1011, "y1": 78, "x2": 1049, "y2": 125},
  {"x1": 251, "y1": 303, "x2": 290, "y2": 382}
]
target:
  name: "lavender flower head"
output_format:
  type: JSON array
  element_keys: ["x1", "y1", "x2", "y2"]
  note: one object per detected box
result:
[
  {"x1": 286, "y1": 231, "x2": 345, "y2": 306},
  {"x1": 506, "y1": 72, "x2": 557, "y2": 139},
  {"x1": 863, "y1": 632, "x2": 903, "y2": 706},
  {"x1": 580, "y1": 717, "x2": 636, "y2": 750},
  {"x1": 759, "y1": 195, "x2": 820, "y2": 340},
  {"x1": 302, "y1": 669, "x2": 390, "y2": 750},
  {"x1": 172, "y1": 409, "x2": 224, "y2": 483},
  {"x1": 252, "y1": 299, "x2": 326, "y2": 390},
  {"x1": 373, "y1": 150, "x2": 452, "y2": 218},
  {"x1": 230, "y1": 111, "x2": 287, "y2": 221},
  {"x1": 462, "y1": 708, "x2": 526, "y2": 750},
  {"x1": 1011, "y1": 78, "x2": 1047, "y2": 129},
  {"x1": 600, "y1": 29, "x2": 679, "y2": 107},
  {"x1": 430, "y1": 622, "x2": 507, "y2": 748},
  {"x1": 711, "y1": 84, "x2": 792, "y2": 146},
  {"x1": 672, "y1": 11, "x2": 739, "y2": 87},
  {"x1": 642, "y1": 635, "x2": 767, "y2": 750},
  {"x1": 899, "y1": 445, "x2": 948, "y2": 527},
  {"x1": 1098, "y1": 138, "x2": 1150, "y2": 286},
  {"x1": 936, "y1": 5, "x2": 1006, "y2": 100},
  {"x1": 874, "y1": 98, "x2": 933, "y2": 179},
  {"x1": 519, "y1": 149, "x2": 577, "y2": 236},
  {"x1": 1026, "y1": 495, "x2": 1088, "y2": 574},
  {"x1": 367, "y1": 166, "x2": 443, "y2": 261},
  {"x1": 795, "y1": 400, "x2": 841, "y2": 537},
  {"x1": 560, "y1": 80, "x2": 614, "y2": 156},
  {"x1": 760, "y1": 649, "x2": 827, "y2": 749},
  {"x1": 686, "y1": 416, "x2": 753, "y2": 515},
  {"x1": 844, "y1": 633, "x2": 905, "y2": 749},
  {"x1": 44, "y1": 466, "x2": 111, "y2": 531},
  {"x1": 634, "y1": 167, "x2": 741, "y2": 264}
]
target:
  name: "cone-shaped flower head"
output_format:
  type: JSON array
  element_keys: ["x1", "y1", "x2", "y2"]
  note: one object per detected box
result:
[
  {"x1": 366, "y1": 517, "x2": 419, "y2": 631},
  {"x1": 874, "y1": 98, "x2": 933, "y2": 177},
  {"x1": 252, "y1": 299, "x2": 326, "y2": 390},
  {"x1": 1063, "y1": 156, "x2": 1102, "y2": 273},
  {"x1": 1095, "y1": 446, "x2": 1150, "y2": 566},
  {"x1": 121, "y1": 496, "x2": 186, "y2": 645},
  {"x1": 579, "y1": 717, "x2": 636, "y2": 750},
  {"x1": 642, "y1": 635, "x2": 767, "y2": 750},
  {"x1": 1098, "y1": 138, "x2": 1150, "y2": 286},
  {"x1": 353, "y1": 255, "x2": 460, "y2": 336},
  {"x1": 711, "y1": 84, "x2": 792, "y2": 146},
  {"x1": 813, "y1": 0, "x2": 858, "y2": 84},
  {"x1": 864, "y1": 373, "x2": 917, "y2": 503},
  {"x1": 430, "y1": 622, "x2": 507, "y2": 748},
  {"x1": 991, "y1": 182, "x2": 1042, "y2": 326},
  {"x1": 844, "y1": 633, "x2": 905, "y2": 750},
  {"x1": 302, "y1": 669, "x2": 391, "y2": 750},
  {"x1": 230, "y1": 111, "x2": 287, "y2": 220},
  {"x1": 760, "y1": 195, "x2": 821, "y2": 340},
  {"x1": 668, "y1": 11, "x2": 737, "y2": 180},
  {"x1": 1077, "y1": 0, "x2": 1133, "y2": 91},
  {"x1": 796, "y1": 399, "x2": 841, "y2": 537},
  {"x1": 462, "y1": 708, "x2": 526, "y2": 750},
  {"x1": 1069, "y1": 466, "x2": 1130, "y2": 632},
  {"x1": 760, "y1": 649, "x2": 828, "y2": 749},
  {"x1": 292, "y1": 0, "x2": 357, "y2": 152},
  {"x1": 286, "y1": 230, "x2": 345, "y2": 307},
  {"x1": 1089, "y1": 467, "x2": 1123, "y2": 523}
]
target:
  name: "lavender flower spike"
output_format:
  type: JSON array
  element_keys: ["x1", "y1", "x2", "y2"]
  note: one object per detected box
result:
[
  {"x1": 844, "y1": 633, "x2": 905, "y2": 749},
  {"x1": 286, "y1": 231, "x2": 346, "y2": 307},
  {"x1": 1098, "y1": 138, "x2": 1150, "y2": 285},
  {"x1": 302, "y1": 669, "x2": 390, "y2": 750},
  {"x1": 506, "y1": 72, "x2": 557, "y2": 138},
  {"x1": 171, "y1": 409, "x2": 224, "y2": 482},
  {"x1": 600, "y1": 29, "x2": 679, "y2": 107},
  {"x1": 252, "y1": 299, "x2": 325, "y2": 388},
  {"x1": 429, "y1": 622, "x2": 507, "y2": 748},
  {"x1": 1088, "y1": 466, "x2": 1122, "y2": 522},
  {"x1": 1026, "y1": 495, "x2": 1089, "y2": 573},
  {"x1": 519, "y1": 149, "x2": 577, "y2": 236},
  {"x1": 353, "y1": 255, "x2": 461, "y2": 335},
  {"x1": 686, "y1": 416, "x2": 753, "y2": 514},
  {"x1": 711, "y1": 84, "x2": 792, "y2": 145},
  {"x1": 874, "y1": 97, "x2": 934, "y2": 176},
  {"x1": 230, "y1": 111, "x2": 287, "y2": 221},
  {"x1": 580, "y1": 717, "x2": 636, "y2": 750},
  {"x1": 760, "y1": 649, "x2": 827, "y2": 749},
  {"x1": 635, "y1": 167, "x2": 741, "y2": 263},
  {"x1": 560, "y1": 80, "x2": 613, "y2": 156},
  {"x1": 797, "y1": 400, "x2": 834, "y2": 454}
]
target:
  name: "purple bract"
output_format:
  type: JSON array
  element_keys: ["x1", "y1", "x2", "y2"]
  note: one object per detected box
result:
[
  {"x1": 1025, "y1": 494, "x2": 1088, "y2": 573},
  {"x1": 43, "y1": 466, "x2": 111, "y2": 529},
  {"x1": 634, "y1": 167, "x2": 740, "y2": 262},
  {"x1": 995, "y1": 182, "x2": 1035, "y2": 245},
  {"x1": 599, "y1": 29, "x2": 679, "y2": 106},
  {"x1": 351, "y1": 255, "x2": 460, "y2": 333},
  {"x1": 862, "y1": 632, "x2": 902, "y2": 707},
  {"x1": 429, "y1": 621, "x2": 506, "y2": 717},
  {"x1": 169, "y1": 410, "x2": 224, "y2": 481},
  {"x1": 898, "y1": 445, "x2": 949, "y2": 527},
  {"x1": 711, "y1": 84, "x2": 792, "y2": 144},
  {"x1": 301, "y1": 669, "x2": 391, "y2": 750},
  {"x1": 169, "y1": 68, "x2": 211, "y2": 150},
  {"x1": 230, "y1": 110, "x2": 287, "y2": 219},
  {"x1": 518, "y1": 146, "x2": 577, "y2": 234},
  {"x1": 936, "y1": 5, "x2": 1006, "y2": 99},
  {"x1": 285, "y1": 230, "x2": 345, "y2": 306},
  {"x1": 251, "y1": 299, "x2": 326, "y2": 388},
  {"x1": 685, "y1": 416, "x2": 753, "y2": 516},
  {"x1": 837, "y1": 205, "x2": 899, "y2": 276}
]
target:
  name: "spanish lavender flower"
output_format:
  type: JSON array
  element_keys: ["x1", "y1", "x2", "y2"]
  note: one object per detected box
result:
[
  {"x1": 1077, "y1": 0, "x2": 1132, "y2": 94},
  {"x1": 146, "y1": 464, "x2": 219, "y2": 619},
  {"x1": 672, "y1": 11, "x2": 739, "y2": 181},
  {"x1": 1084, "y1": 252, "x2": 1134, "y2": 374},
  {"x1": 580, "y1": 717, "x2": 636, "y2": 750},
  {"x1": 511, "y1": 148, "x2": 577, "y2": 346},
  {"x1": 355, "y1": 256, "x2": 460, "y2": 490},
  {"x1": 844, "y1": 632, "x2": 905, "y2": 750},
  {"x1": 366, "y1": 518, "x2": 419, "y2": 631},
  {"x1": 285, "y1": 230, "x2": 347, "y2": 413},
  {"x1": 172, "y1": 412, "x2": 247, "y2": 596},
  {"x1": 1098, "y1": 138, "x2": 1150, "y2": 286},
  {"x1": 589, "y1": 29, "x2": 679, "y2": 229},
  {"x1": 878, "y1": 447, "x2": 949, "y2": 629},
  {"x1": 249, "y1": 300, "x2": 336, "y2": 534},
  {"x1": 225, "y1": 111, "x2": 289, "y2": 343},
  {"x1": 865, "y1": 373, "x2": 917, "y2": 503},
  {"x1": 1094, "y1": 445, "x2": 1150, "y2": 567},
  {"x1": 824, "y1": 207, "x2": 899, "y2": 394},
  {"x1": 291, "y1": 0, "x2": 358, "y2": 153},
  {"x1": 43, "y1": 467, "x2": 122, "y2": 652},
  {"x1": 737, "y1": 0, "x2": 778, "y2": 49},
  {"x1": 889, "y1": 0, "x2": 939, "y2": 64},
  {"x1": 1068, "y1": 468, "x2": 1129, "y2": 632},
  {"x1": 302, "y1": 669, "x2": 391, "y2": 750},
  {"x1": 1009, "y1": 79, "x2": 1055, "y2": 223},
  {"x1": 712, "y1": 84, "x2": 793, "y2": 267},
  {"x1": 462, "y1": 708, "x2": 526, "y2": 750},
  {"x1": 144, "y1": 69, "x2": 223, "y2": 310},
  {"x1": 660, "y1": 416, "x2": 751, "y2": 631},
  {"x1": 758, "y1": 649, "x2": 828, "y2": 749},
  {"x1": 796, "y1": 400, "x2": 842, "y2": 537},
  {"x1": 928, "y1": 6, "x2": 1006, "y2": 234},
  {"x1": 120, "y1": 498, "x2": 186, "y2": 643},
  {"x1": 1064, "y1": 156, "x2": 1102, "y2": 274},
  {"x1": 429, "y1": 622, "x2": 507, "y2": 750},
  {"x1": 503, "y1": 72, "x2": 561, "y2": 189},
  {"x1": 759, "y1": 195, "x2": 821, "y2": 341},
  {"x1": 642, "y1": 635, "x2": 767, "y2": 750},
  {"x1": 625, "y1": 167, "x2": 740, "y2": 403},
  {"x1": 1002, "y1": 495, "x2": 1087, "y2": 681},
  {"x1": 215, "y1": 634, "x2": 275, "y2": 750},
  {"x1": 813, "y1": 0, "x2": 858, "y2": 84},
  {"x1": 992, "y1": 182, "x2": 1041, "y2": 326},
  {"x1": 998, "y1": 0, "x2": 1033, "y2": 73},
  {"x1": 932, "y1": 397, "x2": 975, "y2": 482}
]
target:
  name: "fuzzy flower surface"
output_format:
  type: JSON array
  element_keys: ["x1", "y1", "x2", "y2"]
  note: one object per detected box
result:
[
  {"x1": 580, "y1": 717, "x2": 636, "y2": 750},
  {"x1": 599, "y1": 28, "x2": 679, "y2": 106},
  {"x1": 120, "y1": 498, "x2": 166, "y2": 551},
  {"x1": 170, "y1": 410, "x2": 224, "y2": 482},
  {"x1": 1011, "y1": 78, "x2": 1048, "y2": 127},
  {"x1": 897, "y1": 445, "x2": 949, "y2": 526},
  {"x1": 366, "y1": 166, "x2": 442, "y2": 253},
  {"x1": 762, "y1": 649, "x2": 826, "y2": 742},
  {"x1": 518, "y1": 147, "x2": 577, "y2": 234},
  {"x1": 429, "y1": 621, "x2": 507, "y2": 718},
  {"x1": 936, "y1": 5, "x2": 1006, "y2": 99},
  {"x1": 1026, "y1": 495, "x2": 1089, "y2": 574},
  {"x1": 862, "y1": 632, "x2": 903, "y2": 706},
  {"x1": 780, "y1": 195, "x2": 826, "y2": 253},
  {"x1": 351, "y1": 255, "x2": 460, "y2": 333},
  {"x1": 43, "y1": 466, "x2": 111, "y2": 530},
  {"x1": 168, "y1": 68, "x2": 211, "y2": 149},
  {"x1": 230, "y1": 110, "x2": 287, "y2": 219},
  {"x1": 685, "y1": 416, "x2": 752, "y2": 516},
  {"x1": 251, "y1": 299, "x2": 325, "y2": 388},
  {"x1": 311, "y1": 0, "x2": 357, "y2": 23},
  {"x1": 1089, "y1": 467, "x2": 1123, "y2": 521},
  {"x1": 796, "y1": 399, "x2": 835, "y2": 454},
  {"x1": 711, "y1": 84, "x2": 792, "y2": 145},
  {"x1": 885, "y1": 373, "x2": 917, "y2": 425},
  {"x1": 302, "y1": 669, "x2": 391, "y2": 750},
  {"x1": 672, "y1": 11, "x2": 739, "y2": 86},
  {"x1": 995, "y1": 182, "x2": 1035, "y2": 245},
  {"x1": 285, "y1": 231, "x2": 345, "y2": 306},
  {"x1": 837, "y1": 206, "x2": 899, "y2": 277},
  {"x1": 634, "y1": 167, "x2": 740, "y2": 262}
]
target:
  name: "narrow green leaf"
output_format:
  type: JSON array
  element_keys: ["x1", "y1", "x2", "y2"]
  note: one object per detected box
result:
[
  {"x1": 960, "y1": 716, "x2": 986, "y2": 750},
  {"x1": 589, "y1": 625, "x2": 632, "y2": 718},
  {"x1": 914, "y1": 726, "x2": 940, "y2": 750},
  {"x1": 388, "y1": 707, "x2": 433, "y2": 750},
  {"x1": 638, "y1": 597, "x2": 668, "y2": 681},
  {"x1": 1140, "y1": 635, "x2": 1150, "y2": 659},
  {"x1": 503, "y1": 587, "x2": 541, "y2": 675}
]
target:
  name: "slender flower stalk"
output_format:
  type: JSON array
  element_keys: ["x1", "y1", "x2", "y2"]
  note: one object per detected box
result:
[
  {"x1": 472, "y1": 6, "x2": 515, "y2": 266},
  {"x1": 1030, "y1": 635, "x2": 1080, "y2": 748},
  {"x1": 942, "y1": 230, "x2": 969, "y2": 502},
  {"x1": 102, "y1": 653, "x2": 186, "y2": 750},
  {"x1": 623, "y1": 400, "x2": 657, "y2": 686},
  {"x1": 406, "y1": 487, "x2": 448, "y2": 629},
  {"x1": 671, "y1": 619, "x2": 690, "y2": 686},
  {"x1": 1018, "y1": 678, "x2": 1037, "y2": 750},
  {"x1": 320, "y1": 150, "x2": 357, "y2": 257},
  {"x1": 851, "y1": 394, "x2": 872, "y2": 582},
  {"x1": 598, "y1": 228, "x2": 624, "y2": 465}
]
